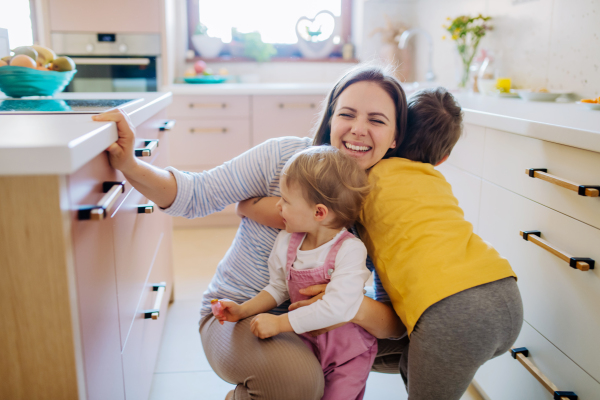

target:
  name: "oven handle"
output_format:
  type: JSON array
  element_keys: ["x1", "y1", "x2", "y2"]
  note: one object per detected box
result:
[{"x1": 69, "y1": 57, "x2": 151, "y2": 66}]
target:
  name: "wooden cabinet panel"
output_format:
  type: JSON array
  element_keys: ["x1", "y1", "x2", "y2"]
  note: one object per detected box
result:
[
  {"x1": 48, "y1": 0, "x2": 161, "y2": 33},
  {"x1": 252, "y1": 95, "x2": 324, "y2": 145},
  {"x1": 169, "y1": 118, "x2": 251, "y2": 168},
  {"x1": 475, "y1": 321, "x2": 600, "y2": 400},
  {"x1": 479, "y1": 180, "x2": 600, "y2": 381},
  {"x1": 435, "y1": 162, "x2": 482, "y2": 234},
  {"x1": 168, "y1": 95, "x2": 250, "y2": 119},
  {"x1": 122, "y1": 234, "x2": 173, "y2": 400},
  {"x1": 482, "y1": 128, "x2": 600, "y2": 230}
]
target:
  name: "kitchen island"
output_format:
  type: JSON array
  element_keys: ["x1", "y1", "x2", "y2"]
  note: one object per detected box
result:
[{"x1": 0, "y1": 91, "x2": 174, "y2": 400}]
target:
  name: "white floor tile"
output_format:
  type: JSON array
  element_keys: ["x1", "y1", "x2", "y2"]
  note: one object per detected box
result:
[
  {"x1": 364, "y1": 372, "x2": 407, "y2": 400},
  {"x1": 149, "y1": 370, "x2": 234, "y2": 400},
  {"x1": 154, "y1": 300, "x2": 210, "y2": 373}
]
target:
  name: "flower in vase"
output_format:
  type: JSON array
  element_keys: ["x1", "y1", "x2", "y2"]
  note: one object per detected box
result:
[{"x1": 444, "y1": 14, "x2": 492, "y2": 88}]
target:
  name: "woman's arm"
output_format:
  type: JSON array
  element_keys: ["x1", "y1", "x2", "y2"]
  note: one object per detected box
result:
[
  {"x1": 289, "y1": 284, "x2": 406, "y2": 339},
  {"x1": 353, "y1": 297, "x2": 406, "y2": 339},
  {"x1": 237, "y1": 197, "x2": 285, "y2": 230},
  {"x1": 93, "y1": 109, "x2": 177, "y2": 208}
]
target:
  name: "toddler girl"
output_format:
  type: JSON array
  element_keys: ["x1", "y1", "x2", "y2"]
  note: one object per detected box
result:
[{"x1": 212, "y1": 145, "x2": 376, "y2": 400}]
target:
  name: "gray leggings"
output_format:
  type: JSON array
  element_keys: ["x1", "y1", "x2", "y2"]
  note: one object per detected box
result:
[{"x1": 200, "y1": 277, "x2": 522, "y2": 400}]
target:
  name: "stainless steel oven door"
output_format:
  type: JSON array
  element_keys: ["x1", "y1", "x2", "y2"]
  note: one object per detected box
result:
[{"x1": 64, "y1": 56, "x2": 158, "y2": 92}]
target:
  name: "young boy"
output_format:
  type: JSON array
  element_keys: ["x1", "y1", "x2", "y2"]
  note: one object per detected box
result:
[{"x1": 357, "y1": 87, "x2": 522, "y2": 400}]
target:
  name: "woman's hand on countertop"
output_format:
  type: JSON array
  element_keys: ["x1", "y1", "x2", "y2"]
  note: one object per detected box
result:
[{"x1": 93, "y1": 108, "x2": 138, "y2": 174}]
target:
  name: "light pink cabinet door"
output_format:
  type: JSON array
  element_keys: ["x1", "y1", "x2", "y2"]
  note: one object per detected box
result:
[
  {"x1": 168, "y1": 118, "x2": 251, "y2": 168},
  {"x1": 68, "y1": 152, "x2": 125, "y2": 400},
  {"x1": 252, "y1": 95, "x2": 325, "y2": 146},
  {"x1": 122, "y1": 232, "x2": 173, "y2": 400},
  {"x1": 49, "y1": 0, "x2": 161, "y2": 33}
]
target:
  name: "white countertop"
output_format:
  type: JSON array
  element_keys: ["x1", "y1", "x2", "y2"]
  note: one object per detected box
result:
[
  {"x1": 455, "y1": 93, "x2": 600, "y2": 154},
  {"x1": 0, "y1": 92, "x2": 172, "y2": 176}
]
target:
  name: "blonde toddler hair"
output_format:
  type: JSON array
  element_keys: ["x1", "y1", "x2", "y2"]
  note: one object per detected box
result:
[{"x1": 282, "y1": 146, "x2": 370, "y2": 229}]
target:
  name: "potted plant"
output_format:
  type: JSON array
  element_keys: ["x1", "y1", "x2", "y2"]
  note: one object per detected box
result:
[
  {"x1": 443, "y1": 14, "x2": 492, "y2": 88},
  {"x1": 230, "y1": 28, "x2": 276, "y2": 62},
  {"x1": 191, "y1": 23, "x2": 223, "y2": 58}
]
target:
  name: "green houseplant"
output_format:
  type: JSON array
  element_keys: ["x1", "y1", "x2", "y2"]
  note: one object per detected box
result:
[
  {"x1": 231, "y1": 28, "x2": 276, "y2": 62},
  {"x1": 443, "y1": 14, "x2": 492, "y2": 88}
]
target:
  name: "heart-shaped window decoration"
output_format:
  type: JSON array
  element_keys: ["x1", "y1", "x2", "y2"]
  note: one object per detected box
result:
[{"x1": 296, "y1": 11, "x2": 336, "y2": 43}]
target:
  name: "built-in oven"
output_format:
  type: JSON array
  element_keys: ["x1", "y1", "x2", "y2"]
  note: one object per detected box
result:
[{"x1": 51, "y1": 32, "x2": 161, "y2": 92}]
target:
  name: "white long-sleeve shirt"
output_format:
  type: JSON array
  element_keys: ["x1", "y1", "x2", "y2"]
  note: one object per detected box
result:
[{"x1": 263, "y1": 229, "x2": 371, "y2": 334}]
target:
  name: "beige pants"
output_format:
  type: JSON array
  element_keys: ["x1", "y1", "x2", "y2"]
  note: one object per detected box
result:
[{"x1": 199, "y1": 314, "x2": 404, "y2": 400}]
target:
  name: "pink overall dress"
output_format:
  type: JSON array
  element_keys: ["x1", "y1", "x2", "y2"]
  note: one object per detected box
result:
[{"x1": 286, "y1": 231, "x2": 378, "y2": 400}]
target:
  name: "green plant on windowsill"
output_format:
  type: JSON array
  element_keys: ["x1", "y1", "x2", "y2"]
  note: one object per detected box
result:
[{"x1": 232, "y1": 28, "x2": 276, "y2": 62}]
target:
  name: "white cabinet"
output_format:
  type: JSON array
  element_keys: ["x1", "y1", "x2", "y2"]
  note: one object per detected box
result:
[
  {"x1": 442, "y1": 124, "x2": 600, "y2": 399},
  {"x1": 252, "y1": 95, "x2": 324, "y2": 146},
  {"x1": 166, "y1": 93, "x2": 326, "y2": 228}
]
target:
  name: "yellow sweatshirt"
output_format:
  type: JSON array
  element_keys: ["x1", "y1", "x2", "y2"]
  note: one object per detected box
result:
[{"x1": 358, "y1": 158, "x2": 516, "y2": 336}]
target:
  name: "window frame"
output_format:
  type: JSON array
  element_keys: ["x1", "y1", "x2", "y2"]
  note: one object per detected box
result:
[{"x1": 186, "y1": 0, "x2": 353, "y2": 62}]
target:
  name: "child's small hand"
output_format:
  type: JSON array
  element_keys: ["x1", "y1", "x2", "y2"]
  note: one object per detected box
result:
[
  {"x1": 92, "y1": 108, "x2": 138, "y2": 174},
  {"x1": 250, "y1": 313, "x2": 282, "y2": 339},
  {"x1": 211, "y1": 299, "x2": 244, "y2": 324}
]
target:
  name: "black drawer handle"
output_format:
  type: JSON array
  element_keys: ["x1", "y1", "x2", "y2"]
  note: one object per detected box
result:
[
  {"x1": 510, "y1": 348, "x2": 578, "y2": 400},
  {"x1": 160, "y1": 120, "x2": 176, "y2": 131},
  {"x1": 526, "y1": 168, "x2": 600, "y2": 197},
  {"x1": 520, "y1": 230, "x2": 594, "y2": 271},
  {"x1": 135, "y1": 140, "x2": 159, "y2": 157},
  {"x1": 77, "y1": 181, "x2": 125, "y2": 221}
]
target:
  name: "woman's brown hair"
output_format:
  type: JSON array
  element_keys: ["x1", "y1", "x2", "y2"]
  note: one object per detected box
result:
[
  {"x1": 312, "y1": 63, "x2": 408, "y2": 160},
  {"x1": 283, "y1": 146, "x2": 370, "y2": 229}
]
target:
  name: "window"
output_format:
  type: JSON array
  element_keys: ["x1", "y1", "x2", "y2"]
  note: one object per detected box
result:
[
  {"x1": 187, "y1": 0, "x2": 352, "y2": 60},
  {"x1": 0, "y1": 0, "x2": 34, "y2": 49}
]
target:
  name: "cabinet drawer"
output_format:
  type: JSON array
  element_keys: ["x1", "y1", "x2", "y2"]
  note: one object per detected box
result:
[
  {"x1": 436, "y1": 162, "x2": 482, "y2": 233},
  {"x1": 113, "y1": 188, "x2": 165, "y2": 346},
  {"x1": 482, "y1": 128, "x2": 600, "y2": 229},
  {"x1": 446, "y1": 123, "x2": 485, "y2": 176},
  {"x1": 475, "y1": 321, "x2": 600, "y2": 400},
  {"x1": 70, "y1": 193, "x2": 125, "y2": 400},
  {"x1": 479, "y1": 180, "x2": 600, "y2": 381},
  {"x1": 122, "y1": 235, "x2": 173, "y2": 400},
  {"x1": 169, "y1": 118, "x2": 251, "y2": 168},
  {"x1": 168, "y1": 95, "x2": 250, "y2": 119},
  {"x1": 252, "y1": 95, "x2": 323, "y2": 145}
]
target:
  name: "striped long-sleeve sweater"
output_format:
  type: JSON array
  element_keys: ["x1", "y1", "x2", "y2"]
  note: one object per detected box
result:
[{"x1": 162, "y1": 136, "x2": 389, "y2": 318}]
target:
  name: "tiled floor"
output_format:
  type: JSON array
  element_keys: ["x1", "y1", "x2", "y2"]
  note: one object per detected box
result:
[{"x1": 149, "y1": 227, "x2": 484, "y2": 400}]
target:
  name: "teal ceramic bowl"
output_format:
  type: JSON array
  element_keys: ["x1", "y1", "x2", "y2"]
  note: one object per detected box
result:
[{"x1": 0, "y1": 66, "x2": 77, "y2": 98}]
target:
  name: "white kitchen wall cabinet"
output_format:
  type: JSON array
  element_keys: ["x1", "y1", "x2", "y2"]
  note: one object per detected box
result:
[
  {"x1": 0, "y1": 109, "x2": 173, "y2": 400},
  {"x1": 166, "y1": 93, "x2": 326, "y2": 228},
  {"x1": 438, "y1": 122, "x2": 600, "y2": 400},
  {"x1": 252, "y1": 95, "x2": 324, "y2": 145},
  {"x1": 48, "y1": 0, "x2": 162, "y2": 33}
]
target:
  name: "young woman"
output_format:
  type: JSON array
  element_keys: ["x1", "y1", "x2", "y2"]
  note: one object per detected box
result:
[{"x1": 92, "y1": 64, "x2": 409, "y2": 400}]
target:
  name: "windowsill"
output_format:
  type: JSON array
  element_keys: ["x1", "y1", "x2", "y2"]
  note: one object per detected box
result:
[{"x1": 185, "y1": 56, "x2": 360, "y2": 63}]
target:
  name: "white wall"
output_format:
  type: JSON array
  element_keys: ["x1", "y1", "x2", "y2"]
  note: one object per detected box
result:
[{"x1": 395, "y1": 0, "x2": 599, "y2": 97}]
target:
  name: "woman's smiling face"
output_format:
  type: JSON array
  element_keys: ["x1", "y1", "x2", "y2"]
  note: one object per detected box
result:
[{"x1": 330, "y1": 81, "x2": 397, "y2": 171}]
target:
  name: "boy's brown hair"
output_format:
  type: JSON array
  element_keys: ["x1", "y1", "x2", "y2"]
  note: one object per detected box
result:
[
  {"x1": 395, "y1": 87, "x2": 463, "y2": 165},
  {"x1": 283, "y1": 146, "x2": 370, "y2": 229}
]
